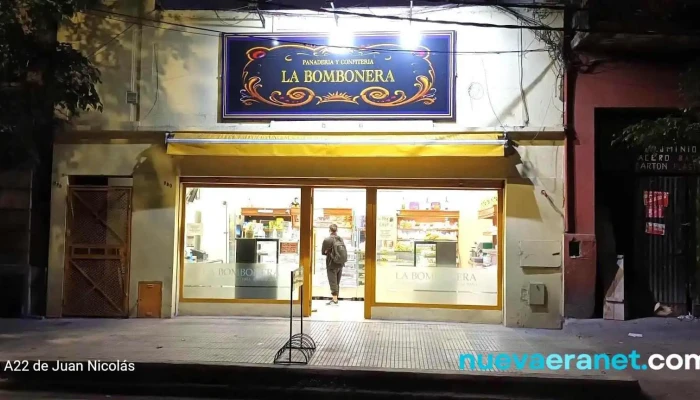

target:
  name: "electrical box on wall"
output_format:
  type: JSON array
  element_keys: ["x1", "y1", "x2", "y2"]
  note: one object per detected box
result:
[
  {"x1": 137, "y1": 281, "x2": 162, "y2": 318},
  {"x1": 528, "y1": 282, "x2": 546, "y2": 305},
  {"x1": 126, "y1": 91, "x2": 138, "y2": 104}
]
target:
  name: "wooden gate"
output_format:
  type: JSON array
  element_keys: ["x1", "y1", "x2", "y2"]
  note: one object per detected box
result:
[{"x1": 63, "y1": 186, "x2": 132, "y2": 317}]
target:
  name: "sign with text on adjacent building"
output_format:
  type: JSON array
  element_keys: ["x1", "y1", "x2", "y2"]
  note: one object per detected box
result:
[
  {"x1": 635, "y1": 145, "x2": 700, "y2": 173},
  {"x1": 221, "y1": 32, "x2": 456, "y2": 120}
]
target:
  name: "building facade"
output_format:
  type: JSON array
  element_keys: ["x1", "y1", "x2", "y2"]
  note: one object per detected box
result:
[
  {"x1": 564, "y1": 0, "x2": 700, "y2": 319},
  {"x1": 47, "y1": 1, "x2": 566, "y2": 328}
]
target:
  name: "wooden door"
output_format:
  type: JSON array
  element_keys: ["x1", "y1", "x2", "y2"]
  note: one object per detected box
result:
[{"x1": 62, "y1": 186, "x2": 132, "y2": 317}]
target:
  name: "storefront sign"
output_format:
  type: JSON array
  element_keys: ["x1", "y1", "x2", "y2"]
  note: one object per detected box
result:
[
  {"x1": 183, "y1": 262, "x2": 300, "y2": 300},
  {"x1": 221, "y1": 32, "x2": 456, "y2": 120},
  {"x1": 183, "y1": 262, "x2": 297, "y2": 287},
  {"x1": 376, "y1": 265, "x2": 498, "y2": 306},
  {"x1": 635, "y1": 145, "x2": 700, "y2": 173}
]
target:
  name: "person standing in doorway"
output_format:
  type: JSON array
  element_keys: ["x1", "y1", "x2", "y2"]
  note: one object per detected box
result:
[{"x1": 322, "y1": 223, "x2": 347, "y2": 305}]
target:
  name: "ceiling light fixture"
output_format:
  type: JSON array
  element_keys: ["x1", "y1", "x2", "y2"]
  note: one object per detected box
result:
[
  {"x1": 327, "y1": 1, "x2": 353, "y2": 54},
  {"x1": 401, "y1": 1, "x2": 422, "y2": 49}
]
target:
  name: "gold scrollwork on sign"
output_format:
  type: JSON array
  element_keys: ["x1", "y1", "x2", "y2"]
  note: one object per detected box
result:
[
  {"x1": 316, "y1": 92, "x2": 360, "y2": 105},
  {"x1": 360, "y1": 72, "x2": 436, "y2": 107},
  {"x1": 241, "y1": 76, "x2": 315, "y2": 107},
  {"x1": 239, "y1": 43, "x2": 437, "y2": 108}
]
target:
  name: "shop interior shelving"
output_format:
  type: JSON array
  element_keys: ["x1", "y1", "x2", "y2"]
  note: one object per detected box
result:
[
  {"x1": 381, "y1": 209, "x2": 460, "y2": 267},
  {"x1": 471, "y1": 199, "x2": 497, "y2": 267},
  {"x1": 237, "y1": 207, "x2": 300, "y2": 263},
  {"x1": 240, "y1": 207, "x2": 300, "y2": 230},
  {"x1": 477, "y1": 203, "x2": 497, "y2": 244}
]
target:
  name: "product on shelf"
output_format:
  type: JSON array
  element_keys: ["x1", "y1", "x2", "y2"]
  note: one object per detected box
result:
[
  {"x1": 394, "y1": 242, "x2": 412, "y2": 252},
  {"x1": 381, "y1": 209, "x2": 461, "y2": 267},
  {"x1": 396, "y1": 212, "x2": 459, "y2": 241}
]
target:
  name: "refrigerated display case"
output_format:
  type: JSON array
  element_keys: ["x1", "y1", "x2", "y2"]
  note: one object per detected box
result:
[{"x1": 235, "y1": 238, "x2": 280, "y2": 264}]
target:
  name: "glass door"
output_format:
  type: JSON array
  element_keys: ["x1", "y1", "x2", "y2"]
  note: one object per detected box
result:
[{"x1": 310, "y1": 188, "x2": 366, "y2": 319}]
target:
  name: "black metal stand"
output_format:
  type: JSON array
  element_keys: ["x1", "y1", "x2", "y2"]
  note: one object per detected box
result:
[{"x1": 273, "y1": 269, "x2": 316, "y2": 364}]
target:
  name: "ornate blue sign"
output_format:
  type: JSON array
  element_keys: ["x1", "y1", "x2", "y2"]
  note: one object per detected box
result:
[{"x1": 221, "y1": 32, "x2": 456, "y2": 120}]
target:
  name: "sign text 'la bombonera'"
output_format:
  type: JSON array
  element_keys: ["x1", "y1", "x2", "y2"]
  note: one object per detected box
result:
[{"x1": 221, "y1": 32, "x2": 455, "y2": 120}]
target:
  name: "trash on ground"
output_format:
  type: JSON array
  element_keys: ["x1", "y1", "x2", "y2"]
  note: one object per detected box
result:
[
  {"x1": 628, "y1": 333, "x2": 643, "y2": 338},
  {"x1": 678, "y1": 314, "x2": 696, "y2": 321},
  {"x1": 654, "y1": 302, "x2": 673, "y2": 317}
]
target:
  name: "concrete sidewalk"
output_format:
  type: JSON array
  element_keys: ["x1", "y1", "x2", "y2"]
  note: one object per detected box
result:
[
  {"x1": 0, "y1": 316, "x2": 697, "y2": 398},
  {"x1": 0, "y1": 317, "x2": 624, "y2": 375}
]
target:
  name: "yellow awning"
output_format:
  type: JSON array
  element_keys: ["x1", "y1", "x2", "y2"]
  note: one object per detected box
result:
[{"x1": 166, "y1": 133, "x2": 506, "y2": 157}]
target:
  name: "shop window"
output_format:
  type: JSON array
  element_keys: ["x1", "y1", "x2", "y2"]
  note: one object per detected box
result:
[
  {"x1": 375, "y1": 189, "x2": 499, "y2": 307},
  {"x1": 182, "y1": 187, "x2": 301, "y2": 301}
]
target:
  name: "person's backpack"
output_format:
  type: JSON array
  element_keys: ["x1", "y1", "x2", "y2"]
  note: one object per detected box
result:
[{"x1": 330, "y1": 236, "x2": 348, "y2": 265}]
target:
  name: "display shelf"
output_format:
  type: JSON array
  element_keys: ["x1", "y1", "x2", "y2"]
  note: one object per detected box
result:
[
  {"x1": 398, "y1": 210, "x2": 460, "y2": 219},
  {"x1": 477, "y1": 205, "x2": 495, "y2": 220},
  {"x1": 241, "y1": 207, "x2": 300, "y2": 229},
  {"x1": 399, "y1": 228, "x2": 458, "y2": 232},
  {"x1": 397, "y1": 210, "x2": 459, "y2": 238},
  {"x1": 478, "y1": 203, "x2": 498, "y2": 245},
  {"x1": 394, "y1": 209, "x2": 459, "y2": 265},
  {"x1": 472, "y1": 197, "x2": 498, "y2": 268}
]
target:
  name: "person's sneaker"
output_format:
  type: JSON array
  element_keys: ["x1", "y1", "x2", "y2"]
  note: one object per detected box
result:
[{"x1": 326, "y1": 299, "x2": 338, "y2": 306}]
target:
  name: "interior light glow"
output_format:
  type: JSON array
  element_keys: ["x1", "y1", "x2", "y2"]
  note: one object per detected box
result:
[
  {"x1": 328, "y1": 28, "x2": 353, "y2": 54},
  {"x1": 401, "y1": 27, "x2": 422, "y2": 49}
]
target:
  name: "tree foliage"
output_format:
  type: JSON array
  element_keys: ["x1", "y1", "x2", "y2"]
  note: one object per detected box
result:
[
  {"x1": 0, "y1": 0, "x2": 102, "y2": 167},
  {"x1": 612, "y1": 60, "x2": 700, "y2": 148}
]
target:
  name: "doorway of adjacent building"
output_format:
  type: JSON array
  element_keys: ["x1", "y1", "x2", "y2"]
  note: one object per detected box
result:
[
  {"x1": 310, "y1": 188, "x2": 366, "y2": 321},
  {"x1": 63, "y1": 184, "x2": 132, "y2": 317},
  {"x1": 595, "y1": 108, "x2": 699, "y2": 318}
]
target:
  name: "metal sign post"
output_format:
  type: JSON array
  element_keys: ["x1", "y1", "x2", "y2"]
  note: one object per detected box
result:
[{"x1": 273, "y1": 267, "x2": 316, "y2": 364}]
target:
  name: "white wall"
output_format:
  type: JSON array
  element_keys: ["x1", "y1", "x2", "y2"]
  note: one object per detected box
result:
[
  {"x1": 60, "y1": 3, "x2": 563, "y2": 133},
  {"x1": 504, "y1": 142, "x2": 565, "y2": 328}
]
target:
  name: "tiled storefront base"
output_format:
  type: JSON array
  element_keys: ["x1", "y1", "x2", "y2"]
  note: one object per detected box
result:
[
  {"x1": 177, "y1": 301, "x2": 503, "y2": 324},
  {"x1": 371, "y1": 306, "x2": 502, "y2": 324},
  {"x1": 177, "y1": 301, "x2": 301, "y2": 317}
]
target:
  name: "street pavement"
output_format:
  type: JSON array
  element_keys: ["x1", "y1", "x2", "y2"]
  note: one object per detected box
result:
[
  {"x1": 562, "y1": 317, "x2": 700, "y2": 400},
  {"x1": 0, "y1": 316, "x2": 697, "y2": 399}
]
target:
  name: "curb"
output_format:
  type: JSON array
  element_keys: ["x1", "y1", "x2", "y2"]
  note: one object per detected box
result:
[{"x1": 0, "y1": 361, "x2": 642, "y2": 400}]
